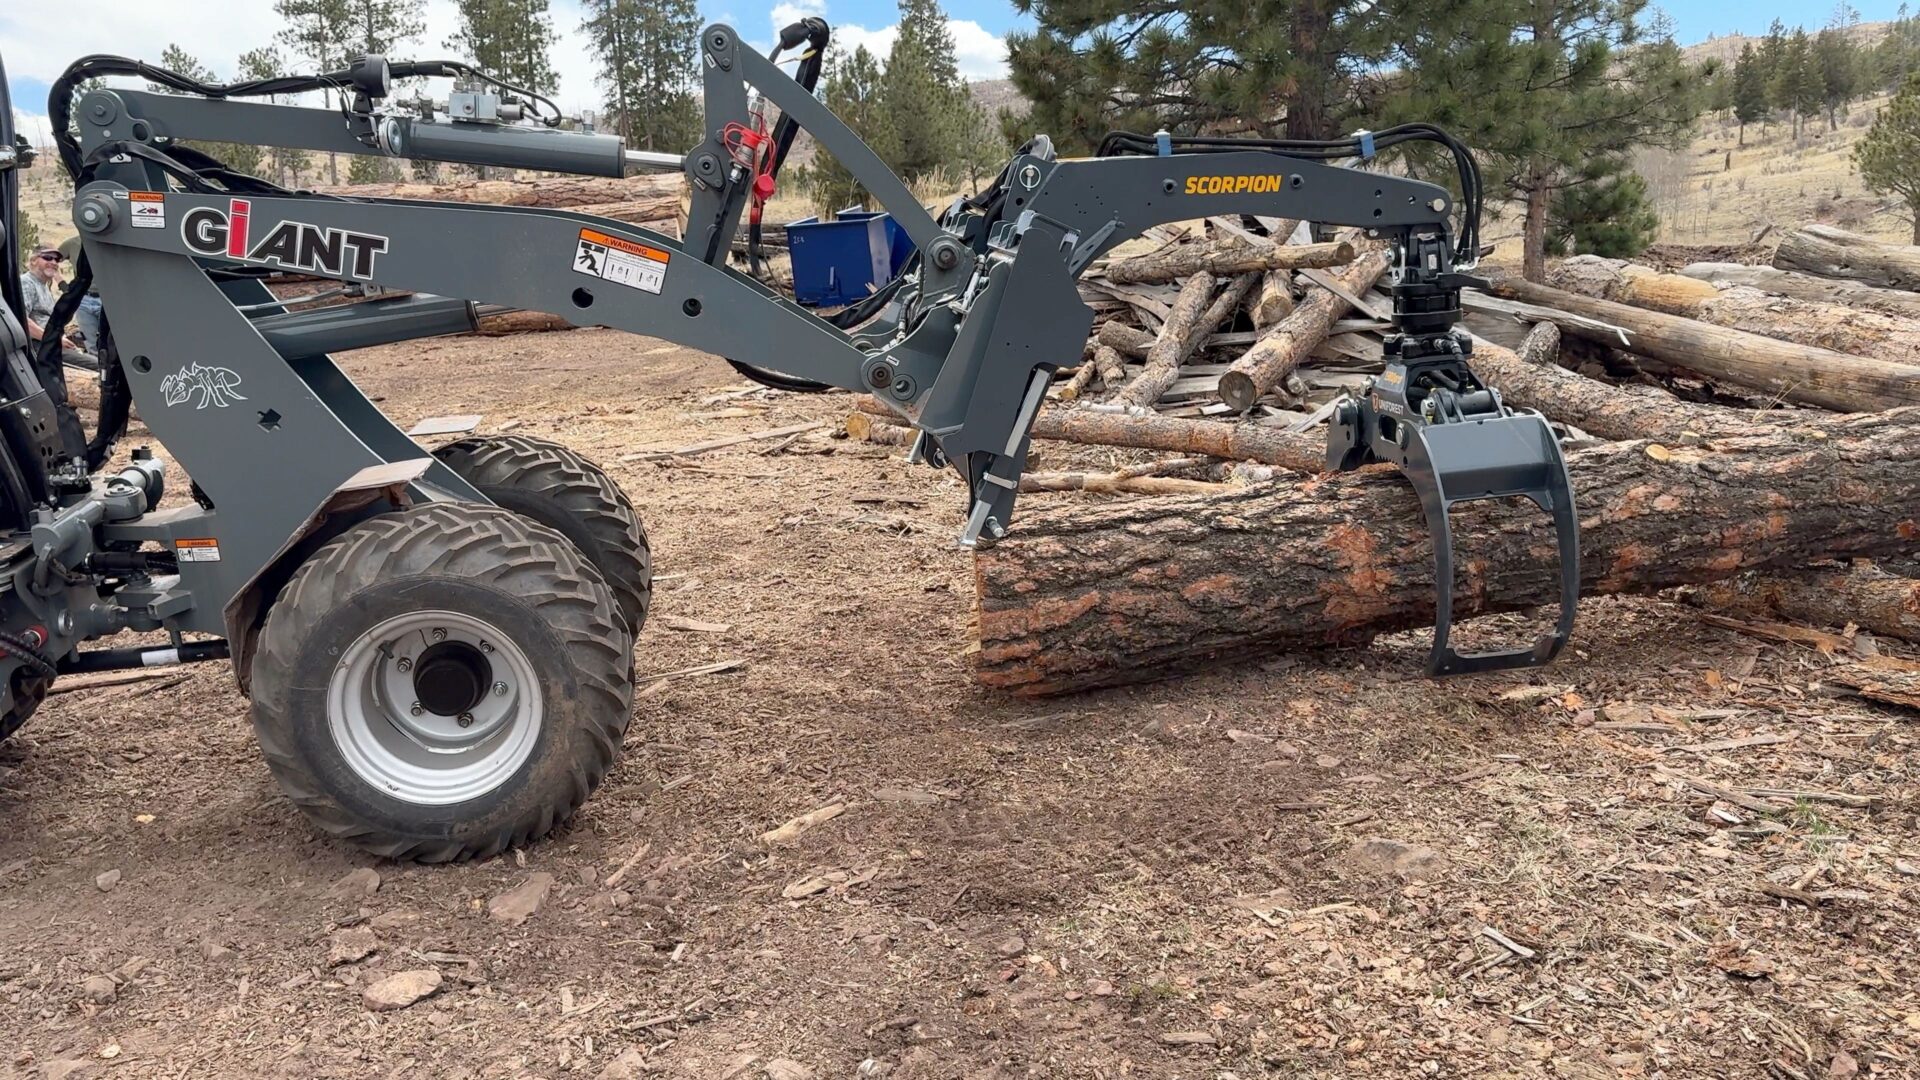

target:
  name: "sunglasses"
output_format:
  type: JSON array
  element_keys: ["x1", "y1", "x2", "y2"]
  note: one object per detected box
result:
[{"x1": 35, "y1": 254, "x2": 60, "y2": 262}]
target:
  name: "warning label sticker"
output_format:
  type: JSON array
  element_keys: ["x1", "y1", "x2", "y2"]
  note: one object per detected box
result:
[
  {"x1": 130, "y1": 191, "x2": 165, "y2": 229},
  {"x1": 573, "y1": 228, "x2": 668, "y2": 294},
  {"x1": 175, "y1": 537, "x2": 222, "y2": 563}
]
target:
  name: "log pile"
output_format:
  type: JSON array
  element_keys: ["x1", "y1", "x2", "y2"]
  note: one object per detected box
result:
[{"x1": 839, "y1": 217, "x2": 1920, "y2": 695}]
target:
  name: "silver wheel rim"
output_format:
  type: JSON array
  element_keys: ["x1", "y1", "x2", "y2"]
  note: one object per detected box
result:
[{"x1": 327, "y1": 609, "x2": 542, "y2": 806}]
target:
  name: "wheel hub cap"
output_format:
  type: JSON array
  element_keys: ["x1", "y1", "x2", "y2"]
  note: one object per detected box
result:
[{"x1": 327, "y1": 610, "x2": 542, "y2": 805}]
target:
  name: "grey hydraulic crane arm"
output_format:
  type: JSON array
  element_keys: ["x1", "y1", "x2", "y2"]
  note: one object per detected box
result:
[{"x1": 49, "y1": 18, "x2": 1577, "y2": 676}]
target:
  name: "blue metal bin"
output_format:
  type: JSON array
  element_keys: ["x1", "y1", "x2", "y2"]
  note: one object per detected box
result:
[{"x1": 785, "y1": 207, "x2": 916, "y2": 306}]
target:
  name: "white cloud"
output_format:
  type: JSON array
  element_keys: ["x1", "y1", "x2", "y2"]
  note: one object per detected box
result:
[
  {"x1": 11, "y1": 107, "x2": 51, "y2": 149},
  {"x1": 765, "y1": 2, "x2": 1006, "y2": 80},
  {"x1": 1, "y1": 0, "x2": 1004, "y2": 144}
]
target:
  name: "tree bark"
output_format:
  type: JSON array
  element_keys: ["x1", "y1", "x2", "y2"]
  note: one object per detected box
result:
[
  {"x1": 474, "y1": 310, "x2": 576, "y2": 335},
  {"x1": 972, "y1": 408, "x2": 1920, "y2": 694},
  {"x1": 1773, "y1": 224, "x2": 1920, "y2": 292},
  {"x1": 1059, "y1": 344, "x2": 1126, "y2": 402},
  {"x1": 1104, "y1": 240, "x2": 1355, "y2": 285},
  {"x1": 1522, "y1": 177, "x2": 1550, "y2": 283},
  {"x1": 1115, "y1": 273, "x2": 1216, "y2": 407},
  {"x1": 1218, "y1": 249, "x2": 1390, "y2": 412},
  {"x1": 1683, "y1": 562, "x2": 1920, "y2": 645},
  {"x1": 1516, "y1": 321, "x2": 1561, "y2": 367},
  {"x1": 1098, "y1": 321, "x2": 1154, "y2": 360},
  {"x1": 854, "y1": 394, "x2": 1325, "y2": 475},
  {"x1": 1679, "y1": 262, "x2": 1920, "y2": 320},
  {"x1": 1548, "y1": 256, "x2": 1920, "y2": 367},
  {"x1": 1480, "y1": 271, "x2": 1920, "y2": 413},
  {"x1": 316, "y1": 173, "x2": 684, "y2": 211},
  {"x1": 1252, "y1": 270, "x2": 1295, "y2": 328},
  {"x1": 1117, "y1": 274, "x2": 1259, "y2": 409}
]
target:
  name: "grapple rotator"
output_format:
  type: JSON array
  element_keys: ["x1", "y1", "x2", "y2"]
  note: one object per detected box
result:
[{"x1": 1327, "y1": 234, "x2": 1579, "y2": 676}]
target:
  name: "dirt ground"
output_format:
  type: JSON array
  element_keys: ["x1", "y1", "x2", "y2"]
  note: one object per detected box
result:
[{"x1": 2, "y1": 328, "x2": 1916, "y2": 1079}]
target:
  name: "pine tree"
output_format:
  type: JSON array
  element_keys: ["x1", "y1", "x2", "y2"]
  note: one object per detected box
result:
[
  {"x1": 1384, "y1": 0, "x2": 1705, "y2": 282},
  {"x1": 1813, "y1": 28, "x2": 1858, "y2": 132},
  {"x1": 1545, "y1": 155, "x2": 1659, "y2": 258},
  {"x1": 237, "y1": 46, "x2": 311, "y2": 185},
  {"x1": 276, "y1": 0, "x2": 355, "y2": 183},
  {"x1": 1006, "y1": 0, "x2": 1378, "y2": 149},
  {"x1": 1733, "y1": 43, "x2": 1768, "y2": 147},
  {"x1": 809, "y1": 45, "x2": 889, "y2": 215},
  {"x1": 876, "y1": 0, "x2": 972, "y2": 183},
  {"x1": 1854, "y1": 73, "x2": 1920, "y2": 242},
  {"x1": 953, "y1": 90, "x2": 1013, "y2": 195},
  {"x1": 1769, "y1": 29, "x2": 1822, "y2": 138},
  {"x1": 1755, "y1": 18, "x2": 1789, "y2": 124},
  {"x1": 151, "y1": 45, "x2": 267, "y2": 177},
  {"x1": 341, "y1": 0, "x2": 425, "y2": 56},
  {"x1": 581, "y1": 0, "x2": 702, "y2": 152},
  {"x1": 14, "y1": 207, "x2": 39, "y2": 266},
  {"x1": 447, "y1": 0, "x2": 559, "y2": 93}
]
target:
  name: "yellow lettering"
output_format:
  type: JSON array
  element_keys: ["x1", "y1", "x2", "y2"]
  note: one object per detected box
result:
[{"x1": 1184, "y1": 176, "x2": 1200, "y2": 195}]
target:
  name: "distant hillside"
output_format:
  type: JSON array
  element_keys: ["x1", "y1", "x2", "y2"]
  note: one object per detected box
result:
[{"x1": 1682, "y1": 20, "x2": 1891, "y2": 67}]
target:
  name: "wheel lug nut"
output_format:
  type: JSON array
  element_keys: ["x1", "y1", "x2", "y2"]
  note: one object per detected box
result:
[
  {"x1": 431, "y1": 628, "x2": 447, "y2": 641},
  {"x1": 492, "y1": 681, "x2": 508, "y2": 696},
  {"x1": 409, "y1": 702, "x2": 424, "y2": 716},
  {"x1": 479, "y1": 641, "x2": 494, "y2": 653},
  {"x1": 457, "y1": 712, "x2": 475, "y2": 728},
  {"x1": 396, "y1": 657, "x2": 413, "y2": 672}
]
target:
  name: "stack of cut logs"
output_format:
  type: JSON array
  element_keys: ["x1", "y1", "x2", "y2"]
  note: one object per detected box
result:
[{"x1": 844, "y1": 220, "x2": 1920, "y2": 696}]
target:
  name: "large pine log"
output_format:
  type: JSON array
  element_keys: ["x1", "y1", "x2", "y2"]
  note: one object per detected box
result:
[
  {"x1": 1104, "y1": 240, "x2": 1356, "y2": 285},
  {"x1": 972, "y1": 408, "x2": 1920, "y2": 694},
  {"x1": 316, "y1": 173, "x2": 684, "y2": 209},
  {"x1": 1547, "y1": 256, "x2": 1920, "y2": 367},
  {"x1": 1217, "y1": 249, "x2": 1391, "y2": 411},
  {"x1": 1683, "y1": 563, "x2": 1920, "y2": 645},
  {"x1": 1480, "y1": 271, "x2": 1920, "y2": 413},
  {"x1": 1773, "y1": 224, "x2": 1920, "y2": 291},
  {"x1": 1680, "y1": 262, "x2": 1920, "y2": 320},
  {"x1": 853, "y1": 395, "x2": 1325, "y2": 474}
]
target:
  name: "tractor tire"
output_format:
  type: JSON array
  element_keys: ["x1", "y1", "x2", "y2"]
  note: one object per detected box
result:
[
  {"x1": 0, "y1": 672, "x2": 49, "y2": 744},
  {"x1": 433, "y1": 435, "x2": 651, "y2": 635},
  {"x1": 249, "y1": 503, "x2": 634, "y2": 862}
]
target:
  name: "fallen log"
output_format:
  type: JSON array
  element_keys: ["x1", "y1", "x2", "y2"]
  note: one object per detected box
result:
[
  {"x1": 1479, "y1": 271, "x2": 1920, "y2": 413},
  {"x1": 1547, "y1": 256, "x2": 1920, "y2": 368},
  {"x1": 1252, "y1": 270, "x2": 1294, "y2": 328},
  {"x1": 973, "y1": 408, "x2": 1920, "y2": 694},
  {"x1": 317, "y1": 172, "x2": 684, "y2": 210},
  {"x1": 1466, "y1": 328, "x2": 1789, "y2": 441},
  {"x1": 1116, "y1": 273, "x2": 1216, "y2": 407},
  {"x1": 1773, "y1": 224, "x2": 1920, "y2": 292},
  {"x1": 1218, "y1": 249, "x2": 1391, "y2": 412},
  {"x1": 1117, "y1": 273, "x2": 1259, "y2": 409},
  {"x1": 855, "y1": 394, "x2": 1324, "y2": 474},
  {"x1": 1104, "y1": 240, "x2": 1356, "y2": 285},
  {"x1": 1058, "y1": 342, "x2": 1117, "y2": 401},
  {"x1": 1679, "y1": 262, "x2": 1920, "y2": 320},
  {"x1": 1516, "y1": 322, "x2": 1561, "y2": 367},
  {"x1": 475, "y1": 309, "x2": 576, "y2": 335},
  {"x1": 1682, "y1": 562, "x2": 1920, "y2": 645}
]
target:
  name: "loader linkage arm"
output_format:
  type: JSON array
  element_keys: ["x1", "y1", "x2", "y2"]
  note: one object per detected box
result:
[{"x1": 46, "y1": 19, "x2": 1576, "y2": 677}]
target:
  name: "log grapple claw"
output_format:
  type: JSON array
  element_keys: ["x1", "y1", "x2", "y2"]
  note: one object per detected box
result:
[{"x1": 1327, "y1": 341, "x2": 1580, "y2": 677}]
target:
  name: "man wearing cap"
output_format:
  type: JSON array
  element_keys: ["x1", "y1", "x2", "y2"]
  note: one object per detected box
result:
[
  {"x1": 18, "y1": 245, "x2": 96, "y2": 372},
  {"x1": 57, "y1": 235, "x2": 104, "y2": 353}
]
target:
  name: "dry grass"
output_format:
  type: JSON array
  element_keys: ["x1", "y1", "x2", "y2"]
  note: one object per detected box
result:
[{"x1": 1649, "y1": 95, "x2": 1909, "y2": 246}]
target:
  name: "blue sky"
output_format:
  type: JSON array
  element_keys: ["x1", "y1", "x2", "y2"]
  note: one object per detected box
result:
[{"x1": 4, "y1": 0, "x2": 1910, "y2": 145}]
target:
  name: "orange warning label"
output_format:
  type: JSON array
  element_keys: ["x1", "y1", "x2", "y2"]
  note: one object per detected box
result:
[
  {"x1": 573, "y1": 229, "x2": 669, "y2": 293},
  {"x1": 578, "y1": 228, "x2": 669, "y2": 264}
]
